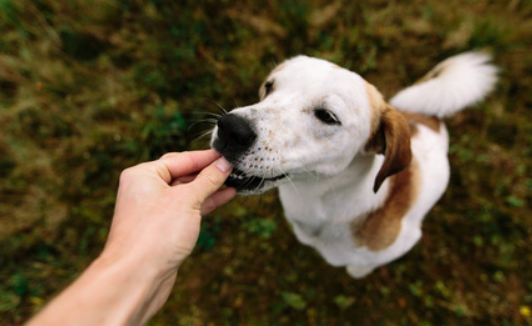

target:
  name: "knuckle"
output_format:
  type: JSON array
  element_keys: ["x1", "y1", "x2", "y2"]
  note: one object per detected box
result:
[
  {"x1": 119, "y1": 167, "x2": 136, "y2": 184},
  {"x1": 119, "y1": 163, "x2": 148, "y2": 184},
  {"x1": 187, "y1": 192, "x2": 205, "y2": 210},
  {"x1": 201, "y1": 170, "x2": 221, "y2": 188},
  {"x1": 159, "y1": 152, "x2": 180, "y2": 160},
  {"x1": 183, "y1": 151, "x2": 201, "y2": 172}
]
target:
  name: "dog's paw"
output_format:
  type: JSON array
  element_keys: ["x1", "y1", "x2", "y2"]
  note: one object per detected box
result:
[{"x1": 346, "y1": 265, "x2": 375, "y2": 279}]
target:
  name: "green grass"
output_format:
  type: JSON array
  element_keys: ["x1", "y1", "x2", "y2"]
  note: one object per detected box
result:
[{"x1": 1, "y1": 0, "x2": 531, "y2": 325}]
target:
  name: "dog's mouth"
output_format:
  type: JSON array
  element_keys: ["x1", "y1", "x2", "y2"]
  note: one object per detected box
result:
[{"x1": 225, "y1": 168, "x2": 287, "y2": 192}]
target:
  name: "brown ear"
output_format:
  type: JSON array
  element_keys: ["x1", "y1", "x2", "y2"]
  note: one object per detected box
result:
[{"x1": 365, "y1": 106, "x2": 412, "y2": 193}]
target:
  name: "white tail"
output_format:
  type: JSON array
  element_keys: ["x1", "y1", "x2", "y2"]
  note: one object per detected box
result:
[{"x1": 389, "y1": 52, "x2": 498, "y2": 118}]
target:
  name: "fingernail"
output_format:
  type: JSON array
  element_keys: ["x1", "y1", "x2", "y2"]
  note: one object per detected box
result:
[{"x1": 215, "y1": 157, "x2": 232, "y2": 173}]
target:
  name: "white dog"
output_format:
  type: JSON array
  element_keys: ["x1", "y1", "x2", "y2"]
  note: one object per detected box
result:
[{"x1": 211, "y1": 52, "x2": 497, "y2": 278}]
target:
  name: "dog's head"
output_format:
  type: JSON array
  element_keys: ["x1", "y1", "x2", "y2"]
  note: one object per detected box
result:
[{"x1": 211, "y1": 56, "x2": 411, "y2": 195}]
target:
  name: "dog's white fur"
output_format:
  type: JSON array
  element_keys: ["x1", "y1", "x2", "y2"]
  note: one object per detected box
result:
[
  {"x1": 390, "y1": 52, "x2": 498, "y2": 117},
  {"x1": 211, "y1": 52, "x2": 497, "y2": 278}
]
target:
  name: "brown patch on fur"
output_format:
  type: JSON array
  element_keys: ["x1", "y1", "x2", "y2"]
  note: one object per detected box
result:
[
  {"x1": 365, "y1": 105, "x2": 412, "y2": 193},
  {"x1": 400, "y1": 111, "x2": 441, "y2": 135},
  {"x1": 271, "y1": 62, "x2": 286, "y2": 74},
  {"x1": 259, "y1": 80, "x2": 274, "y2": 100},
  {"x1": 363, "y1": 82, "x2": 412, "y2": 192},
  {"x1": 350, "y1": 83, "x2": 428, "y2": 251},
  {"x1": 260, "y1": 63, "x2": 286, "y2": 100},
  {"x1": 364, "y1": 81, "x2": 386, "y2": 138},
  {"x1": 259, "y1": 84, "x2": 266, "y2": 100},
  {"x1": 352, "y1": 159, "x2": 419, "y2": 252},
  {"x1": 415, "y1": 63, "x2": 449, "y2": 85}
]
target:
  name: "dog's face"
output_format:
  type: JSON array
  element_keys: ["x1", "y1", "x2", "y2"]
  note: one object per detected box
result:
[{"x1": 211, "y1": 56, "x2": 411, "y2": 194}]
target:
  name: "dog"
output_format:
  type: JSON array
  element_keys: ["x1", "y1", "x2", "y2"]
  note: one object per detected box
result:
[{"x1": 211, "y1": 52, "x2": 497, "y2": 278}]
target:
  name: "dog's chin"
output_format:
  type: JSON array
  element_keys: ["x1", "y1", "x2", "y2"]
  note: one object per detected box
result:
[{"x1": 225, "y1": 168, "x2": 287, "y2": 195}]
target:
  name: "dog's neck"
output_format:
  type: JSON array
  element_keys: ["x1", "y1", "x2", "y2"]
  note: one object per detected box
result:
[{"x1": 278, "y1": 153, "x2": 390, "y2": 227}]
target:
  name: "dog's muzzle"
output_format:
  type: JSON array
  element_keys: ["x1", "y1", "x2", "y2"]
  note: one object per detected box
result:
[{"x1": 212, "y1": 114, "x2": 286, "y2": 193}]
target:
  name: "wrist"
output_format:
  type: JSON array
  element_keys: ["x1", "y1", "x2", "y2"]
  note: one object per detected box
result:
[
  {"x1": 98, "y1": 241, "x2": 179, "y2": 282},
  {"x1": 87, "y1": 253, "x2": 174, "y2": 325},
  {"x1": 26, "y1": 250, "x2": 174, "y2": 326},
  {"x1": 94, "y1": 248, "x2": 171, "y2": 296}
]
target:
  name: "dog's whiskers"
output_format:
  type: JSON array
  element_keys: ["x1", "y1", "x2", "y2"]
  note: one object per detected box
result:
[
  {"x1": 203, "y1": 98, "x2": 230, "y2": 117},
  {"x1": 193, "y1": 129, "x2": 214, "y2": 141},
  {"x1": 299, "y1": 166, "x2": 320, "y2": 181},
  {"x1": 278, "y1": 165, "x2": 301, "y2": 200},
  {"x1": 232, "y1": 99, "x2": 241, "y2": 110},
  {"x1": 324, "y1": 173, "x2": 340, "y2": 203},
  {"x1": 289, "y1": 164, "x2": 320, "y2": 181},
  {"x1": 240, "y1": 172, "x2": 257, "y2": 190},
  {"x1": 190, "y1": 128, "x2": 216, "y2": 149},
  {"x1": 188, "y1": 118, "x2": 218, "y2": 131},
  {"x1": 253, "y1": 176, "x2": 266, "y2": 194},
  {"x1": 205, "y1": 112, "x2": 223, "y2": 119}
]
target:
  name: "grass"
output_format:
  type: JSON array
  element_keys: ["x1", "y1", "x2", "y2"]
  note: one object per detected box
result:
[{"x1": 1, "y1": 0, "x2": 531, "y2": 325}]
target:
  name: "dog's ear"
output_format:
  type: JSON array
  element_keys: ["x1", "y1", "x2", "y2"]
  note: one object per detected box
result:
[{"x1": 365, "y1": 105, "x2": 412, "y2": 193}]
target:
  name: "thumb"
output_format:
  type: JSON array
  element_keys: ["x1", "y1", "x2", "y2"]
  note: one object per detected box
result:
[{"x1": 185, "y1": 156, "x2": 233, "y2": 201}]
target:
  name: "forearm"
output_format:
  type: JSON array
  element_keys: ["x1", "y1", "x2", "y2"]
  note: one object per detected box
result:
[
  {"x1": 26, "y1": 254, "x2": 172, "y2": 326},
  {"x1": 26, "y1": 152, "x2": 234, "y2": 325}
]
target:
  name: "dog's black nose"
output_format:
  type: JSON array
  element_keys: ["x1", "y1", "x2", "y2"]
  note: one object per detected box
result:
[{"x1": 214, "y1": 114, "x2": 257, "y2": 159}]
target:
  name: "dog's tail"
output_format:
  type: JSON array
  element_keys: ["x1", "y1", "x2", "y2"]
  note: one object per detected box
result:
[{"x1": 389, "y1": 52, "x2": 498, "y2": 118}]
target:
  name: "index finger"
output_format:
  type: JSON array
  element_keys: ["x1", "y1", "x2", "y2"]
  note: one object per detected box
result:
[{"x1": 160, "y1": 150, "x2": 221, "y2": 180}]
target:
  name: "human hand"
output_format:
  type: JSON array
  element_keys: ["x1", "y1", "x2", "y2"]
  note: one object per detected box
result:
[
  {"x1": 25, "y1": 150, "x2": 235, "y2": 326},
  {"x1": 101, "y1": 150, "x2": 236, "y2": 323},
  {"x1": 102, "y1": 150, "x2": 236, "y2": 272}
]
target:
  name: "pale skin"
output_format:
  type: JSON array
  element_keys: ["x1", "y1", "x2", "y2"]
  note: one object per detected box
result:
[{"x1": 26, "y1": 150, "x2": 235, "y2": 326}]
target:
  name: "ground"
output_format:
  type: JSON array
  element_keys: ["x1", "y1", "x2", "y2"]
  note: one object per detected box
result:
[{"x1": 0, "y1": 0, "x2": 531, "y2": 325}]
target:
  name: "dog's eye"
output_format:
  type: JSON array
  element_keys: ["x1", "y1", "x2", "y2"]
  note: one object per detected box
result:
[
  {"x1": 315, "y1": 109, "x2": 340, "y2": 125},
  {"x1": 264, "y1": 81, "x2": 274, "y2": 96}
]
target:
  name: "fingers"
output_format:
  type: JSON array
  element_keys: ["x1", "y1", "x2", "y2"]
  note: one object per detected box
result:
[
  {"x1": 124, "y1": 151, "x2": 235, "y2": 214},
  {"x1": 184, "y1": 156, "x2": 233, "y2": 202},
  {"x1": 159, "y1": 150, "x2": 222, "y2": 181},
  {"x1": 200, "y1": 187, "x2": 237, "y2": 216},
  {"x1": 120, "y1": 150, "x2": 221, "y2": 186},
  {"x1": 170, "y1": 173, "x2": 198, "y2": 186}
]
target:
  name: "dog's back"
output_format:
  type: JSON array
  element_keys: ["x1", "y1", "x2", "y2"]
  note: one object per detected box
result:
[{"x1": 347, "y1": 52, "x2": 497, "y2": 277}]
